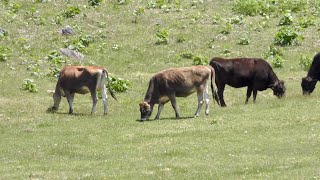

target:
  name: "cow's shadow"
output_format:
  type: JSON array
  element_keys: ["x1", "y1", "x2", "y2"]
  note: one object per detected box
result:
[{"x1": 136, "y1": 116, "x2": 194, "y2": 122}]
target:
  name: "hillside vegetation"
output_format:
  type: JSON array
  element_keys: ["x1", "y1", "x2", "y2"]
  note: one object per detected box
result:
[{"x1": 1, "y1": 0, "x2": 320, "y2": 179}]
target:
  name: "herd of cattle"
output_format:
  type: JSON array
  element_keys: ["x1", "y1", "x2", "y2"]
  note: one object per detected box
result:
[{"x1": 49, "y1": 52, "x2": 320, "y2": 121}]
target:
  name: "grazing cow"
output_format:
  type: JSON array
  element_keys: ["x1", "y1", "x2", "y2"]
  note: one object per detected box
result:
[
  {"x1": 139, "y1": 66, "x2": 219, "y2": 121},
  {"x1": 301, "y1": 52, "x2": 320, "y2": 95},
  {"x1": 209, "y1": 57, "x2": 286, "y2": 107},
  {"x1": 50, "y1": 66, "x2": 117, "y2": 115}
]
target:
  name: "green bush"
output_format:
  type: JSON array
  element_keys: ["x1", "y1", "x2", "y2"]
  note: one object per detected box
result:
[
  {"x1": 62, "y1": 6, "x2": 81, "y2": 18},
  {"x1": 155, "y1": 29, "x2": 169, "y2": 45},
  {"x1": 263, "y1": 45, "x2": 283, "y2": 58},
  {"x1": 22, "y1": 79, "x2": 38, "y2": 93},
  {"x1": 238, "y1": 35, "x2": 249, "y2": 45},
  {"x1": 278, "y1": 11, "x2": 293, "y2": 26},
  {"x1": 273, "y1": 27, "x2": 303, "y2": 46},
  {"x1": 271, "y1": 55, "x2": 284, "y2": 68},
  {"x1": 299, "y1": 55, "x2": 312, "y2": 71},
  {"x1": 180, "y1": 52, "x2": 193, "y2": 59},
  {"x1": 192, "y1": 56, "x2": 208, "y2": 65},
  {"x1": 0, "y1": 53, "x2": 8, "y2": 62},
  {"x1": 88, "y1": 0, "x2": 102, "y2": 7},
  {"x1": 297, "y1": 16, "x2": 315, "y2": 28},
  {"x1": 108, "y1": 76, "x2": 131, "y2": 93},
  {"x1": 219, "y1": 22, "x2": 232, "y2": 34},
  {"x1": 65, "y1": 35, "x2": 94, "y2": 52},
  {"x1": 229, "y1": 15, "x2": 244, "y2": 25}
]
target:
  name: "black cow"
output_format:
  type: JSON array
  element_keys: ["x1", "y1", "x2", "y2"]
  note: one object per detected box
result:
[
  {"x1": 209, "y1": 57, "x2": 286, "y2": 107},
  {"x1": 301, "y1": 52, "x2": 320, "y2": 95}
]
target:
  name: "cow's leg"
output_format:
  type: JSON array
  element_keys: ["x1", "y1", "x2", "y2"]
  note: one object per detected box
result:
[
  {"x1": 194, "y1": 90, "x2": 204, "y2": 117},
  {"x1": 246, "y1": 86, "x2": 253, "y2": 104},
  {"x1": 155, "y1": 103, "x2": 164, "y2": 120},
  {"x1": 217, "y1": 84, "x2": 227, "y2": 107},
  {"x1": 90, "y1": 90, "x2": 98, "y2": 114},
  {"x1": 204, "y1": 85, "x2": 210, "y2": 116},
  {"x1": 52, "y1": 92, "x2": 61, "y2": 110},
  {"x1": 100, "y1": 82, "x2": 108, "y2": 115},
  {"x1": 253, "y1": 90, "x2": 258, "y2": 103},
  {"x1": 65, "y1": 90, "x2": 75, "y2": 114},
  {"x1": 169, "y1": 96, "x2": 180, "y2": 119}
]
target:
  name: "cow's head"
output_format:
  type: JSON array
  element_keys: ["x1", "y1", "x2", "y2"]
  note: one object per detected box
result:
[
  {"x1": 301, "y1": 76, "x2": 317, "y2": 95},
  {"x1": 270, "y1": 80, "x2": 286, "y2": 98},
  {"x1": 139, "y1": 102, "x2": 152, "y2": 121}
]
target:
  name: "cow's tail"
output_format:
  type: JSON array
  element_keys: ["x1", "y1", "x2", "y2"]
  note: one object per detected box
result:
[
  {"x1": 209, "y1": 66, "x2": 220, "y2": 105},
  {"x1": 103, "y1": 69, "x2": 117, "y2": 101}
]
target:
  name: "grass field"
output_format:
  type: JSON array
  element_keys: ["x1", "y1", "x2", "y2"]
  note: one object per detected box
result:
[{"x1": 1, "y1": 0, "x2": 320, "y2": 179}]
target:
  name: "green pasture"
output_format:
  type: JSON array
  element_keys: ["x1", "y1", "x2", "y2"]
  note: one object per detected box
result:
[{"x1": 1, "y1": 0, "x2": 320, "y2": 179}]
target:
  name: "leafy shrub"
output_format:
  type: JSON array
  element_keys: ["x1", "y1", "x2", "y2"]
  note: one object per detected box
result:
[
  {"x1": 238, "y1": 34, "x2": 249, "y2": 45},
  {"x1": 132, "y1": 7, "x2": 145, "y2": 23},
  {"x1": 10, "y1": 3, "x2": 21, "y2": 13},
  {"x1": 65, "y1": 35, "x2": 94, "y2": 52},
  {"x1": 212, "y1": 14, "x2": 221, "y2": 24},
  {"x1": 0, "y1": 29, "x2": 8, "y2": 38},
  {"x1": 222, "y1": 49, "x2": 232, "y2": 55},
  {"x1": 219, "y1": 22, "x2": 232, "y2": 34},
  {"x1": 297, "y1": 16, "x2": 315, "y2": 28},
  {"x1": 46, "y1": 50, "x2": 66, "y2": 77},
  {"x1": 192, "y1": 56, "x2": 208, "y2": 65},
  {"x1": 155, "y1": 29, "x2": 169, "y2": 45},
  {"x1": 273, "y1": 27, "x2": 303, "y2": 46},
  {"x1": 263, "y1": 45, "x2": 283, "y2": 58},
  {"x1": 22, "y1": 79, "x2": 38, "y2": 93},
  {"x1": 112, "y1": 44, "x2": 120, "y2": 51},
  {"x1": 278, "y1": 11, "x2": 293, "y2": 26},
  {"x1": 177, "y1": 36, "x2": 186, "y2": 43},
  {"x1": 0, "y1": 46, "x2": 9, "y2": 62},
  {"x1": 62, "y1": 6, "x2": 81, "y2": 18},
  {"x1": 108, "y1": 76, "x2": 131, "y2": 92},
  {"x1": 271, "y1": 55, "x2": 284, "y2": 68},
  {"x1": 0, "y1": 53, "x2": 8, "y2": 62},
  {"x1": 229, "y1": 15, "x2": 244, "y2": 25},
  {"x1": 299, "y1": 55, "x2": 312, "y2": 71},
  {"x1": 180, "y1": 52, "x2": 193, "y2": 59},
  {"x1": 88, "y1": 0, "x2": 102, "y2": 7}
]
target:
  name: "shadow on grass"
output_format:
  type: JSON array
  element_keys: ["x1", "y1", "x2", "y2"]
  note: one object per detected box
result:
[
  {"x1": 136, "y1": 116, "x2": 194, "y2": 122},
  {"x1": 46, "y1": 108, "x2": 88, "y2": 116}
]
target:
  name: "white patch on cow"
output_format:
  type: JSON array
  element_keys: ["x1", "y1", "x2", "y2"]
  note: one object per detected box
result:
[
  {"x1": 79, "y1": 86, "x2": 90, "y2": 93},
  {"x1": 159, "y1": 96, "x2": 169, "y2": 103}
]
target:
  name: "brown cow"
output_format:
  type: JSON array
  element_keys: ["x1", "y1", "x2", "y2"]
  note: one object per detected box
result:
[
  {"x1": 139, "y1": 66, "x2": 219, "y2": 121},
  {"x1": 50, "y1": 66, "x2": 117, "y2": 115},
  {"x1": 209, "y1": 57, "x2": 286, "y2": 107}
]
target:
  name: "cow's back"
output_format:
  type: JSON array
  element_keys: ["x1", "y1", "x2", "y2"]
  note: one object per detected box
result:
[
  {"x1": 154, "y1": 66, "x2": 211, "y2": 97},
  {"x1": 307, "y1": 52, "x2": 320, "y2": 79},
  {"x1": 58, "y1": 66, "x2": 102, "y2": 91}
]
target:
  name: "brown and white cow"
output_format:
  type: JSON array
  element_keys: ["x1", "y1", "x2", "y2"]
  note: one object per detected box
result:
[
  {"x1": 139, "y1": 66, "x2": 219, "y2": 121},
  {"x1": 50, "y1": 66, "x2": 117, "y2": 115}
]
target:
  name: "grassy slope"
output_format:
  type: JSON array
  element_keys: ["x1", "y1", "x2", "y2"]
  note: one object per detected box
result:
[{"x1": 1, "y1": 0, "x2": 320, "y2": 179}]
